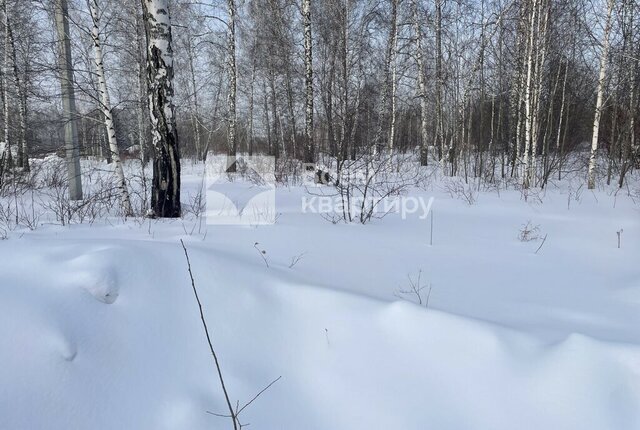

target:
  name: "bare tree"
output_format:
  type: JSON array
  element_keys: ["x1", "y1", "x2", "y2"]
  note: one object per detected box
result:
[
  {"x1": 226, "y1": 0, "x2": 237, "y2": 170},
  {"x1": 302, "y1": 0, "x2": 314, "y2": 163},
  {"x1": 588, "y1": 0, "x2": 615, "y2": 189},
  {"x1": 141, "y1": 0, "x2": 181, "y2": 217},
  {"x1": 3, "y1": 0, "x2": 27, "y2": 171},
  {"x1": 88, "y1": 0, "x2": 133, "y2": 216},
  {"x1": 411, "y1": 0, "x2": 428, "y2": 165}
]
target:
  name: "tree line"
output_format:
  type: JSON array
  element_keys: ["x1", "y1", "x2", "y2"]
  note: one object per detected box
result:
[{"x1": 0, "y1": 0, "x2": 637, "y2": 217}]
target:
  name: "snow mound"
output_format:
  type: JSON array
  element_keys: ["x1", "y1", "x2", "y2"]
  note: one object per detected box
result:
[{"x1": 65, "y1": 253, "x2": 119, "y2": 304}]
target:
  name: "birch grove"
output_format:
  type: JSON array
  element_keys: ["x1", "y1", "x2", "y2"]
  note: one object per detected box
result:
[{"x1": 0, "y1": 0, "x2": 635, "y2": 214}]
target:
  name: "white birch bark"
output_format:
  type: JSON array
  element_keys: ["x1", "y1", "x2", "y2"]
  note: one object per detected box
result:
[
  {"x1": 373, "y1": 0, "x2": 398, "y2": 156},
  {"x1": 3, "y1": 1, "x2": 27, "y2": 171},
  {"x1": 522, "y1": 0, "x2": 538, "y2": 188},
  {"x1": 88, "y1": 0, "x2": 133, "y2": 216},
  {"x1": 588, "y1": 0, "x2": 615, "y2": 189},
  {"x1": 435, "y1": 0, "x2": 444, "y2": 162},
  {"x1": 248, "y1": 54, "x2": 256, "y2": 156},
  {"x1": 303, "y1": 0, "x2": 314, "y2": 163},
  {"x1": 412, "y1": 0, "x2": 428, "y2": 165},
  {"x1": 226, "y1": 0, "x2": 237, "y2": 170},
  {"x1": 141, "y1": 0, "x2": 181, "y2": 217},
  {"x1": 3, "y1": 16, "x2": 9, "y2": 164},
  {"x1": 388, "y1": 0, "x2": 398, "y2": 153},
  {"x1": 529, "y1": 0, "x2": 549, "y2": 187}
]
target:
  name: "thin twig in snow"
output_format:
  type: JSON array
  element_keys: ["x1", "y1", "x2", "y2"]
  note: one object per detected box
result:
[{"x1": 180, "y1": 239, "x2": 238, "y2": 430}]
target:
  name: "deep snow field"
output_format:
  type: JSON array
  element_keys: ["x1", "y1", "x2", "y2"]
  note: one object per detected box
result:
[{"x1": 1, "y1": 159, "x2": 640, "y2": 429}]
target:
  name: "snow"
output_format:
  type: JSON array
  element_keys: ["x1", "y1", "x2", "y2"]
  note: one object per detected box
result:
[{"x1": 1, "y1": 160, "x2": 639, "y2": 429}]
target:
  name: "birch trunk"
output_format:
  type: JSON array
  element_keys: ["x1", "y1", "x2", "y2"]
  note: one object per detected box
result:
[
  {"x1": 587, "y1": 0, "x2": 614, "y2": 189},
  {"x1": 522, "y1": 0, "x2": 538, "y2": 188},
  {"x1": 340, "y1": 0, "x2": 348, "y2": 162},
  {"x1": 248, "y1": 56, "x2": 256, "y2": 156},
  {"x1": 619, "y1": 0, "x2": 635, "y2": 188},
  {"x1": 388, "y1": 41, "x2": 397, "y2": 153},
  {"x1": 510, "y1": 4, "x2": 526, "y2": 177},
  {"x1": 302, "y1": 0, "x2": 314, "y2": 163},
  {"x1": 226, "y1": 0, "x2": 237, "y2": 171},
  {"x1": 387, "y1": 0, "x2": 398, "y2": 153},
  {"x1": 186, "y1": 34, "x2": 202, "y2": 161},
  {"x1": 556, "y1": 59, "x2": 568, "y2": 155},
  {"x1": 141, "y1": 0, "x2": 181, "y2": 217},
  {"x1": 284, "y1": 69, "x2": 297, "y2": 157},
  {"x1": 269, "y1": 70, "x2": 280, "y2": 158},
  {"x1": 3, "y1": 17, "x2": 9, "y2": 168},
  {"x1": 373, "y1": 0, "x2": 398, "y2": 155},
  {"x1": 0, "y1": 67, "x2": 5, "y2": 183},
  {"x1": 412, "y1": 0, "x2": 428, "y2": 166},
  {"x1": 263, "y1": 79, "x2": 271, "y2": 154},
  {"x1": 134, "y1": 9, "x2": 148, "y2": 166},
  {"x1": 3, "y1": 2, "x2": 27, "y2": 171},
  {"x1": 435, "y1": 0, "x2": 444, "y2": 162},
  {"x1": 529, "y1": 0, "x2": 549, "y2": 187},
  {"x1": 88, "y1": 0, "x2": 133, "y2": 216}
]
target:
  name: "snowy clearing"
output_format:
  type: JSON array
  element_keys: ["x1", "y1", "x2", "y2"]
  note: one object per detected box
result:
[{"x1": 1, "y1": 161, "x2": 639, "y2": 430}]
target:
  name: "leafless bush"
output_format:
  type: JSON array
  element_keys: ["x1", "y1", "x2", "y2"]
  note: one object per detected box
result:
[
  {"x1": 274, "y1": 157, "x2": 304, "y2": 186},
  {"x1": 39, "y1": 186, "x2": 119, "y2": 225},
  {"x1": 127, "y1": 163, "x2": 151, "y2": 216},
  {"x1": 38, "y1": 157, "x2": 68, "y2": 190},
  {"x1": 394, "y1": 270, "x2": 432, "y2": 307},
  {"x1": 184, "y1": 180, "x2": 206, "y2": 219},
  {"x1": 38, "y1": 165, "x2": 123, "y2": 225},
  {"x1": 567, "y1": 182, "x2": 584, "y2": 210},
  {"x1": 441, "y1": 177, "x2": 477, "y2": 205},
  {"x1": 518, "y1": 221, "x2": 541, "y2": 242},
  {"x1": 16, "y1": 191, "x2": 41, "y2": 230},
  {"x1": 520, "y1": 185, "x2": 545, "y2": 204},
  {"x1": 288, "y1": 252, "x2": 305, "y2": 269},
  {"x1": 312, "y1": 152, "x2": 420, "y2": 224}
]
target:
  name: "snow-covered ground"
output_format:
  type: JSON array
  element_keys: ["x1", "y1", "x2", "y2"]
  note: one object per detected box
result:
[{"x1": 1, "y1": 160, "x2": 639, "y2": 429}]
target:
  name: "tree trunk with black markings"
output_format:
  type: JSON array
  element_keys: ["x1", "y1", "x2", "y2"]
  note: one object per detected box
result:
[{"x1": 141, "y1": 0, "x2": 181, "y2": 217}]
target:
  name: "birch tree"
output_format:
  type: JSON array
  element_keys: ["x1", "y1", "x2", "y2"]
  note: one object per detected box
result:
[
  {"x1": 387, "y1": 0, "x2": 398, "y2": 153},
  {"x1": 88, "y1": 0, "x2": 133, "y2": 216},
  {"x1": 226, "y1": 0, "x2": 237, "y2": 170},
  {"x1": 302, "y1": 0, "x2": 314, "y2": 163},
  {"x1": 3, "y1": 14, "x2": 10, "y2": 170},
  {"x1": 141, "y1": 0, "x2": 181, "y2": 217},
  {"x1": 374, "y1": 0, "x2": 398, "y2": 155},
  {"x1": 587, "y1": 0, "x2": 615, "y2": 190},
  {"x1": 435, "y1": 0, "x2": 444, "y2": 162},
  {"x1": 3, "y1": 0, "x2": 27, "y2": 171},
  {"x1": 412, "y1": 0, "x2": 428, "y2": 165}
]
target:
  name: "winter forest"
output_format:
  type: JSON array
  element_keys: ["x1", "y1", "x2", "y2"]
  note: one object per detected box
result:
[
  {"x1": 0, "y1": 0, "x2": 638, "y2": 202},
  {"x1": 0, "y1": 0, "x2": 639, "y2": 428}
]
